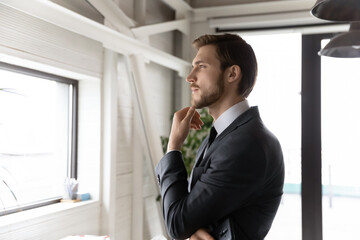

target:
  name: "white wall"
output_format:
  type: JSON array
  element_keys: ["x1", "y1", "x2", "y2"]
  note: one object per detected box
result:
[{"x1": 0, "y1": 0, "x2": 178, "y2": 239}]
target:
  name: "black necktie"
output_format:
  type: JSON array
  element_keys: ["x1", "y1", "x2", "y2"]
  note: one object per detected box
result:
[
  {"x1": 198, "y1": 126, "x2": 218, "y2": 164},
  {"x1": 207, "y1": 126, "x2": 217, "y2": 148},
  {"x1": 190, "y1": 126, "x2": 218, "y2": 187}
]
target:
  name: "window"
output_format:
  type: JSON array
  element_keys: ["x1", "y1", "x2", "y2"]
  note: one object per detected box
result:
[
  {"x1": 243, "y1": 33, "x2": 302, "y2": 240},
  {"x1": 0, "y1": 62, "x2": 78, "y2": 215},
  {"x1": 321, "y1": 39, "x2": 360, "y2": 239}
]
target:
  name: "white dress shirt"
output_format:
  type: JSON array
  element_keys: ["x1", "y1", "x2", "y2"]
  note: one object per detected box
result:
[{"x1": 213, "y1": 99, "x2": 250, "y2": 137}]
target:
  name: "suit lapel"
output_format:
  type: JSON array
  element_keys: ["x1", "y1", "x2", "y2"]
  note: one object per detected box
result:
[
  {"x1": 188, "y1": 138, "x2": 208, "y2": 191},
  {"x1": 203, "y1": 107, "x2": 258, "y2": 159},
  {"x1": 194, "y1": 138, "x2": 209, "y2": 167},
  {"x1": 219, "y1": 106, "x2": 257, "y2": 139},
  {"x1": 188, "y1": 107, "x2": 259, "y2": 191}
]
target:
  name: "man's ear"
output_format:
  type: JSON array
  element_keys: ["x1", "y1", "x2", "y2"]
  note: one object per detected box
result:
[{"x1": 227, "y1": 65, "x2": 242, "y2": 83}]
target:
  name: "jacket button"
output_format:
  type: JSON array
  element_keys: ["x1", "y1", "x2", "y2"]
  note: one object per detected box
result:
[{"x1": 220, "y1": 229, "x2": 228, "y2": 237}]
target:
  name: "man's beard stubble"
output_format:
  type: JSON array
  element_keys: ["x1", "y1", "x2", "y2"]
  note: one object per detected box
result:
[{"x1": 191, "y1": 75, "x2": 225, "y2": 109}]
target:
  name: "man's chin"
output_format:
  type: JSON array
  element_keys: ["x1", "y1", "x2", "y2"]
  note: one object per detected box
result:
[
  {"x1": 191, "y1": 101, "x2": 205, "y2": 109},
  {"x1": 192, "y1": 96, "x2": 210, "y2": 109}
]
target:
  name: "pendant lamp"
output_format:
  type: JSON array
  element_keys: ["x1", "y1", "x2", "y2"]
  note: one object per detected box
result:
[
  {"x1": 319, "y1": 22, "x2": 360, "y2": 58},
  {"x1": 311, "y1": 0, "x2": 360, "y2": 22}
]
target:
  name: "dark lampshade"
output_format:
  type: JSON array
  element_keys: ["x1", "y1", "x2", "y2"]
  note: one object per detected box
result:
[
  {"x1": 319, "y1": 22, "x2": 360, "y2": 58},
  {"x1": 311, "y1": 0, "x2": 360, "y2": 22}
]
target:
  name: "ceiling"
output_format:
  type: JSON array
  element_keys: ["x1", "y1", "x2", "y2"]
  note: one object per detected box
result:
[
  {"x1": 49, "y1": 0, "x2": 347, "y2": 34},
  {"x1": 183, "y1": 0, "x2": 348, "y2": 32},
  {"x1": 188, "y1": 0, "x2": 282, "y2": 8}
]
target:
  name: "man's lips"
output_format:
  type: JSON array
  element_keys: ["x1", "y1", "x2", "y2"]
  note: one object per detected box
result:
[
  {"x1": 191, "y1": 87, "x2": 199, "y2": 93},
  {"x1": 191, "y1": 85, "x2": 199, "y2": 93}
]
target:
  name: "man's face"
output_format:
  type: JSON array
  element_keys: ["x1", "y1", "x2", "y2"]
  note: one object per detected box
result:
[{"x1": 187, "y1": 44, "x2": 225, "y2": 109}]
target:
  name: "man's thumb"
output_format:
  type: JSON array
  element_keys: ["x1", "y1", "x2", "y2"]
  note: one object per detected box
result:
[{"x1": 185, "y1": 106, "x2": 196, "y2": 121}]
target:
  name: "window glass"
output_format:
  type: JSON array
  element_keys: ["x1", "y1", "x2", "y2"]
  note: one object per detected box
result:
[
  {"x1": 243, "y1": 33, "x2": 302, "y2": 240},
  {"x1": 0, "y1": 65, "x2": 75, "y2": 214},
  {"x1": 321, "y1": 39, "x2": 360, "y2": 239}
]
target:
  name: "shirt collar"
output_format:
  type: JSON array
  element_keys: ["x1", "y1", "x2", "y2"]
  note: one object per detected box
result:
[{"x1": 213, "y1": 99, "x2": 250, "y2": 136}]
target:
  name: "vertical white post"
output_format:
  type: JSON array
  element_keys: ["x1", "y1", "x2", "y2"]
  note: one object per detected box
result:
[
  {"x1": 101, "y1": 48, "x2": 118, "y2": 238},
  {"x1": 177, "y1": 12, "x2": 192, "y2": 108},
  {"x1": 125, "y1": 54, "x2": 167, "y2": 237},
  {"x1": 127, "y1": 55, "x2": 166, "y2": 173},
  {"x1": 131, "y1": 128, "x2": 144, "y2": 240}
]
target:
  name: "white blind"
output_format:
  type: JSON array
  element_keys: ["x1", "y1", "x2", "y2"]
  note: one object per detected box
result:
[{"x1": 0, "y1": 3, "x2": 103, "y2": 78}]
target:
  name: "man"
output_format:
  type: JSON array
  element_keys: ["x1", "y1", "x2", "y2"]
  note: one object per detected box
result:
[{"x1": 155, "y1": 33, "x2": 284, "y2": 240}]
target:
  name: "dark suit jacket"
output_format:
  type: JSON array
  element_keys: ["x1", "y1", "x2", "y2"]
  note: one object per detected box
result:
[{"x1": 155, "y1": 107, "x2": 284, "y2": 240}]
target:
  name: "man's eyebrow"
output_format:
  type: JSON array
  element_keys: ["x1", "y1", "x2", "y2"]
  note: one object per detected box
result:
[{"x1": 192, "y1": 60, "x2": 206, "y2": 67}]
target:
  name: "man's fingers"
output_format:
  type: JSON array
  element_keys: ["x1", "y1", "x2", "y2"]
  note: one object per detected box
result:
[
  {"x1": 190, "y1": 229, "x2": 214, "y2": 240},
  {"x1": 197, "y1": 230, "x2": 214, "y2": 240},
  {"x1": 190, "y1": 123, "x2": 201, "y2": 130},
  {"x1": 190, "y1": 108, "x2": 204, "y2": 126},
  {"x1": 193, "y1": 117, "x2": 204, "y2": 126}
]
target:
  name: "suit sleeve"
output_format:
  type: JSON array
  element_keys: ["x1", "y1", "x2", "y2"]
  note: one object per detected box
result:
[{"x1": 155, "y1": 134, "x2": 269, "y2": 240}]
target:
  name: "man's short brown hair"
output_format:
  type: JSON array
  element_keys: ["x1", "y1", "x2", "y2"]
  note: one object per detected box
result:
[{"x1": 192, "y1": 33, "x2": 258, "y2": 98}]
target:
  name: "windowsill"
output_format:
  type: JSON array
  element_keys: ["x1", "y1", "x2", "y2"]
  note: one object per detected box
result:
[{"x1": 0, "y1": 199, "x2": 100, "y2": 231}]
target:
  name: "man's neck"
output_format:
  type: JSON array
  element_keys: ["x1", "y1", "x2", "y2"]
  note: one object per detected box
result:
[{"x1": 208, "y1": 95, "x2": 245, "y2": 121}]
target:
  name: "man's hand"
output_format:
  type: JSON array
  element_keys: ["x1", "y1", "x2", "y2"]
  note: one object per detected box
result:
[
  {"x1": 190, "y1": 228, "x2": 214, "y2": 240},
  {"x1": 167, "y1": 106, "x2": 203, "y2": 152}
]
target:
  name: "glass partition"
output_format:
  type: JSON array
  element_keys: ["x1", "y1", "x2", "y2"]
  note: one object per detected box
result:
[
  {"x1": 321, "y1": 39, "x2": 360, "y2": 239},
  {"x1": 243, "y1": 33, "x2": 302, "y2": 240}
]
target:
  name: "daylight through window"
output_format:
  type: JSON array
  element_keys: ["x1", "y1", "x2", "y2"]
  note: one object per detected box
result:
[{"x1": 0, "y1": 63, "x2": 77, "y2": 215}]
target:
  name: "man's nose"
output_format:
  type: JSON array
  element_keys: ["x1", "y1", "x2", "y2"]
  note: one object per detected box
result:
[{"x1": 186, "y1": 70, "x2": 196, "y2": 83}]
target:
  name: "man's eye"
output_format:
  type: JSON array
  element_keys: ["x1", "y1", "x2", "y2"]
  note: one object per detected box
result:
[{"x1": 199, "y1": 65, "x2": 205, "y2": 68}]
